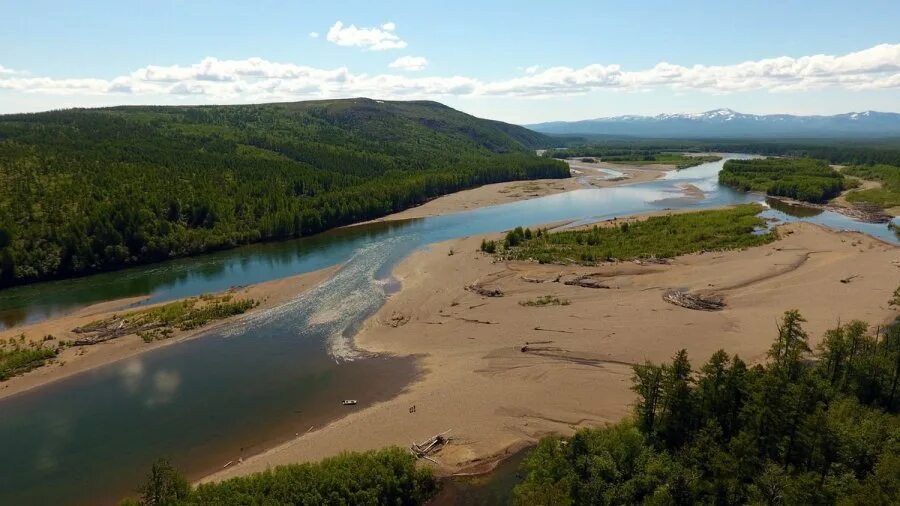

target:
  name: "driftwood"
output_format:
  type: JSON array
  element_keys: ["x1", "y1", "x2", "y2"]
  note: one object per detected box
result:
[
  {"x1": 411, "y1": 430, "x2": 452, "y2": 463},
  {"x1": 520, "y1": 276, "x2": 548, "y2": 284},
  {"x1": 72, "y1": 321, "x2": 167, "y2": 345},
  {"x1": 663, "y1": 290, "x2": 725, "y2": 311},
  {"x1": 563, "y1": 276, "x2": 611, "y2": 289},
  {"x1": 839, "y1": 274, "x2": 859, "y2": 284},
  {"x1": 465, "y1": 283, "x2": 503, "y2": 297}
]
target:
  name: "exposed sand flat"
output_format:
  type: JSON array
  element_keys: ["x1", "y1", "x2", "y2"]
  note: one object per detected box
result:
[
  {"x1": 0, "y1": 265, "x2": 339, "y2": 400},
  {"x1": 373, "y1": 159, "x2": 672, "y2": 222},
  {"x1": 207, "y1": 221, "x2": 900, "y2": 482}
]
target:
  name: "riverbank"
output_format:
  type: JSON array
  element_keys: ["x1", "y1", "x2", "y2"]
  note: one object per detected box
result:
[
  {"x1": 205, "y1": 219, "x2": 900, "y2": 483},
  {"x1": 0, "y1": 265, "x2": 339, "y2": 400},
  {"x1": 371, "y1": 159, "x2": 673, "y2": 222}
]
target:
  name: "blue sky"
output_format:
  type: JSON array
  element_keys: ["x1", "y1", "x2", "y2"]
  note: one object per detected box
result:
[{"x1": 2, "y1": 0, "x2": 900, "y2": 122}]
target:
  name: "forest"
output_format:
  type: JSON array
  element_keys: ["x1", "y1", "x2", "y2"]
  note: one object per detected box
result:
[
  {"x1": 0, "y1": 99, "x2": 568, "y2": 288},
  {"x1": 546, "y1": 137, "x2": 900, "y2": 166},
  {"x1": 542, "y1": 147, "x2": 720, "y2": 169},
  {"x1": 493, "y1": 205, "x2": 773, "y2": 264},
  {"x1": 512, "y1": 311, "x2": 900, "y2": 505},
  {"x1": 121, "y1": 447, "x2": 436, "y2": 505},
  {"x1": 719, "y1": 158, "x2": 849, "y2": 203},
  {"x1": 843, "y1": 164, "x2": 900, "y2": 209}
]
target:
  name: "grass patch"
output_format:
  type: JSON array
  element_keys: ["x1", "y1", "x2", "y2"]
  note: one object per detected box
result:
[
  {"x1": 843, "y1": 164, "x2": 900, "y2": 209},
  {"x1": 719, "y1": 157, "x2": 849, "y2": 203},
  {"x1": 0, "y1": 336, "x2": 58, "y2": 381},
  {"x1": 520, "y1": 295, "x2": 571, "y2": 307},
  {"x1": 77, "y1": 294, "x2": 258, "y2": 344},
  {"x1": 499, "y1": 204, "x2": 773, "y2": 265}
]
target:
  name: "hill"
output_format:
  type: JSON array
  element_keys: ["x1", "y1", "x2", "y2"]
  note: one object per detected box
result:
[
  {"x1": 526, "y1": 109, "x2": 900, "y2": 138},
  {"x1": 0, "y1": 99, "x2": 566, "y2": 287}
]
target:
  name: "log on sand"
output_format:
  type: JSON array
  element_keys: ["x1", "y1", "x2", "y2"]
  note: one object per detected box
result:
[{"x1": 662, "y1": 290, "x2": 725, "y2": 311}]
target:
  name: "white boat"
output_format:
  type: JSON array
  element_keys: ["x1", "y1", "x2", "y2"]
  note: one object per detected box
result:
[{"x1": 342, "y1": 399, "x2": 358, "y2": 405}]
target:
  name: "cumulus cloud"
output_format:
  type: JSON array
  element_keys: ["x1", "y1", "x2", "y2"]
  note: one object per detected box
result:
[
  {"x1": 388, "y1": 56, "x2": 428, "y2": 71},
  {"x1": 326, "y1": 20, "x2": 407, "y2": 51},
  {"x1": 1, "y1": 44, "x2": 899, "y2": 104}
]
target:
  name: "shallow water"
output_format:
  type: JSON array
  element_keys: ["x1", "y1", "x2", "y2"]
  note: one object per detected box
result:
[{"x1": 0, "y1": 155, "x2": 897, "y2": 504}]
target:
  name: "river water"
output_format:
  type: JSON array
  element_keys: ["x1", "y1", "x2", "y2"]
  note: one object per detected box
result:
[{"x1": 0, "y1": 155, "x2": 897, "y2": 504}]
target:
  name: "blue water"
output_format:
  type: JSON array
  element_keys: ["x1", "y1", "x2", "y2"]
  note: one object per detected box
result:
[{"x1": 0, "y1": 154, "x2": 896, "y2": 505}]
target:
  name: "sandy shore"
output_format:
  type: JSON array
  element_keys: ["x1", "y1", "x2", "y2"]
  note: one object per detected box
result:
[
  {"x1": 0, "y1": 265, "x2": 339, "y2": 400},
  {"x1": 372, "y1": 159, "x2": 673, "y2": 222},
  {"x1": 207, "y1": 220, "x2": 900, "y2": 482}
]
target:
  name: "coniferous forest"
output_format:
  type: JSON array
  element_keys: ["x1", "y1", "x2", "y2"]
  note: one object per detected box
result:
[
  {"x1": 0, "y1": 99, "x2": 568, "y2": 288},
  {"x1": 513, "y1": 311, "x2": 900, "y2": 505}
]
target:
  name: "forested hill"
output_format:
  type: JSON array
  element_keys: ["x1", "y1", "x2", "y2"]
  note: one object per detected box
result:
[{"x1": 0, "y1": 99, "x2": 567, "y2": 287}]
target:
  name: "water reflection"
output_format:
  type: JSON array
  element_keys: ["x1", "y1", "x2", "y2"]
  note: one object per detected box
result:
[
  {"x1": 765, "y1": 197, "x2": 824, "y2": 218},
  {"x1": 1, "y1": 154, "x2": 898, "y2": 505}
]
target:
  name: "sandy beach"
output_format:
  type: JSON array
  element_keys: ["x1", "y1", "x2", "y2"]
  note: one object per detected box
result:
[
  {"x1": 207, "y1": 220, "x2": 900, "y2": 482},
  {"x1": 0, "y1": 265, "x2": 339, "y2": 400},
  {"x1": 374, "y1": 159, "x2": 673, "y2": 221}
]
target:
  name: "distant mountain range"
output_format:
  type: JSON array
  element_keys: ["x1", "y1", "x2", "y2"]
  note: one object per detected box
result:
[{"x1": 525, "y1": 109, "x2": 900, "y2": 138}]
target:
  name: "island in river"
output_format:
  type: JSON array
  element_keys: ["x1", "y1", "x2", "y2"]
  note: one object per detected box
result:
[{"x1": 1, "y1": 154, "x2": 898, "y2": 505}]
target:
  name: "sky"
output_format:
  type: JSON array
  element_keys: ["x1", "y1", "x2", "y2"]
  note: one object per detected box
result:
[{"x1": 2, "y1": 0, "x2": 900, "y2": 123}]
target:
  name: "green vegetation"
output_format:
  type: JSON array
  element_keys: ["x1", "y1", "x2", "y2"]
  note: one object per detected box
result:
[
  {"x1": 719, "y1": 157, "x2": 849, "y2": 203},
  {"x1": 480, "y1": 239, "x2": 498, "y2": 254},
  {"x1": 843, "y1": 164, "x2": 900, "y2": 209},
  {"x1": 499, "y1": 205, "x2": 772, "y2": 264},
  {"x1": 519, "y1": 295, "x2": 570, "y2": 307},
  {"x1": 124, "y1": 447, "x2": 437, "y2": 505},
  {"x1": 77, "y1": 294, "x2": 258, "y2": 343},
  {"x1": 545, "y1": 138, "x2": 900, "y2": 167},
  {"x1": 544, "y1": 147, "x2": 721, "y2": 169},
  {"x1": 0, "y1": 335, "x2": 58, "y2": 380},
  {"x1": 512, "y1": 311, "x2": 900, "y2": 505},
  {"x1": 0, "y1": 99, "x2": 568, "y2": 288}
]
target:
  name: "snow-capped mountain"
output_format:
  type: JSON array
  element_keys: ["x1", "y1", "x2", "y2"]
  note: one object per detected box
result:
[{"x1": 525, "y1": 109, "x2": 900, "y2": 138}]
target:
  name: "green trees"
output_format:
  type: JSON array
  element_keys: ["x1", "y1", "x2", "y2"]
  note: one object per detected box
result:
[
  {"x1": 499, "y1": 204, "x2": 773, "y2": 264},
  {"x1": 136, "y1": 458, "x2": 190, "y2": 506},
  {"x1": 125, "y1": 448, "x2": 437, "y2": 505},
  {"x1": 719, "y1": 158, "x2": 848, "y2": 203},
  {"x1": 844, "y1": 164, "x2": 900, "y2": 208},
  {"x1": 513, "y1": 311, "x2": 900, "y2": 505},
  {"x1": 0, "y1": 100, "x2": 569, "y2": 288}
]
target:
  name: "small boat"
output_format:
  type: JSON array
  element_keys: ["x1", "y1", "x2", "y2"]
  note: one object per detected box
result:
[{"x1": 342, "y1": 399, "x2": 358, "y2": 406}]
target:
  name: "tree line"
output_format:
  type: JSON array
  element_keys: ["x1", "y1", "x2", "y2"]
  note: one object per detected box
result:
[
  {"x1": 719, "y1": 158, "x2": 850, "y2": 203},
  {"x1": 512, "y1": 310, "x2": 900, "y2": 505},
  {"x1": 0, "y1": 100, "x2": 568, "y2": 288}
]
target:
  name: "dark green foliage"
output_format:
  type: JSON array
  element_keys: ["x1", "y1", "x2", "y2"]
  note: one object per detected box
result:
[
  {"x1": 125, "y1": 447, "x2": 436, "y2": 505},
  {"x1": 503, "y1": 226, "x2": 534, "y2": 248},
  {"x1": 544, "y1": 146, "x2": 720, "y2": 169},
  {"x1": 479, "y1": 239, "x2": 497, "y2": 254},
  {"x1": 513, "y1": 311, "x2": 900, "y2": 505},
  {"x1": 0, "y1": 99, "x2": 568, "y2": 288},
  {"x1": 546, "y1": 138, "x2": 900, "y2": 167},
  {"x1": 843, "y1": 164, "x2": 900, "y2": 208},
  {"x1": 0, "y1": 336, "x2": 58, "y2": 380},
  {"x1": 138, "y1": 458, "x2": 190, "y2": 506},
  {"x1": 719, "y1": 158, "x2": 847, "y2": 203},
  {"x1": 502, "y1": 204, "x2": 773, "y2": 264}
]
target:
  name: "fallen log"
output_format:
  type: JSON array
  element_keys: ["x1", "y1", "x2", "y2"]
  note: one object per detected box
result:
[
  {"x1": 465, "y1": 283, "x2": 503, "y2": 297},
  {"x1": 663, "y1": 290, "x2": 725, "y2": 311},
  {"x1": 564, "y1": 276, "x2": 610, "y2": 289}
]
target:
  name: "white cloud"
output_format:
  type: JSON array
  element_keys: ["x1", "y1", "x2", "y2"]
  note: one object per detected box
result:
[
  {"x1": 326, "y1": 20, "x2": 407, "y2": 51},
  {"x1": 1, "y1": 44, "x2": 899, "y2": 104},
  {"x1": 309, "y1": 31, "x2": 319, "y2": 39},
  {"x1": 388, "y1": 56, "x2": 429, "y2": 71}
]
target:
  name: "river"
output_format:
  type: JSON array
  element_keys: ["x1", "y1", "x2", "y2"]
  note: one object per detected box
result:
[{"x1": 0, "y1": 155, "x2": 897, "y2": 504}]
